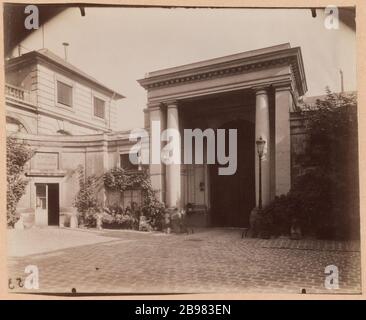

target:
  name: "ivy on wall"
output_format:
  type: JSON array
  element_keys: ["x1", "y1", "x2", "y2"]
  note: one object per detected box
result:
[
  {"x1": 73, "y1": 165, "x2": 101, "y2": 227},
  {"x1": 258, "y1": 89, "x2": 359, "y2": 240},
  {"x1": 6, "y1": 137, "x2": 34, "y2": 227},
  {"x1": 103, "y1": 167, "x2": 165, "y2": 230}
]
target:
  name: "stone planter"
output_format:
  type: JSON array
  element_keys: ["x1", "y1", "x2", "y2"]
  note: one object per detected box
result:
[
  {"x1": 59, "y1": 214, "x2": 66, "y2": 227},
  {"x1": 19, "y1": 209, "x2": 35, "y2": 229},
  {"x1": 70, "y1": 214, "x2": 78, "y2": 229}
]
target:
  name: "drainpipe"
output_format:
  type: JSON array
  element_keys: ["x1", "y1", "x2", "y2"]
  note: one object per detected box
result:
[{"x1": 109, "y1": 92, "x2": 116, "y2": 131}]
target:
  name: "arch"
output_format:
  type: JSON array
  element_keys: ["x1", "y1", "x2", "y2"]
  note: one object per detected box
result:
[{"x1": 6, "y1": 116, "x2": 29, "y2": 133}]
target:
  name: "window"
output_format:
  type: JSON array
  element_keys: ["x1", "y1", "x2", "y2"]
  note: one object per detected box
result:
[
  {"x1": 122, "y1": 190, "x2": 142, "y2": 209},
  {"x1": 57, "y1": 81, "x2": 73, "y2": 107},
  {"x1": 120, "y1": 153, "x2": 138, "y2": 171},
  {"x1": 36, "y1": 184, "x2": 47, "y2": 209},
  {"x1": 94, "y1": 96, "x2": 105, "y2": 119}
]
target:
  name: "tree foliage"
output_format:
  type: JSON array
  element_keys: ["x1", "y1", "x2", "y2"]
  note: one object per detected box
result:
[
  {"x1": 261, "y1": 89, "x2": 359, "y2": 239},
  {"x1": 73, "y1": 165, "x2": 101, "y2": 227},
  {"x1": 302, "y1": 89, "x2": 359, "y2": 238},
  {"x1": 6, "y1": 137, "x2": 34, "y2": 227}
]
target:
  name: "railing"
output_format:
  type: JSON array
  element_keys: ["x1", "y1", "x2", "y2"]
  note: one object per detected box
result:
[{"x1": 5, "y1": 83, "x2": 33, "y2": 102}]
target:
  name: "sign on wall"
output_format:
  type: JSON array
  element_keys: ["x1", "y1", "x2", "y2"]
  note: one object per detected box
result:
[{"x1": 31, "y1": 152, "x2": 59, "y2": 171}]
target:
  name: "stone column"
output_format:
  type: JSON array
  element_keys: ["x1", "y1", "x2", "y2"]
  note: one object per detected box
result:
[
  {"x1": 165, "y1": 101, "x2": 182, "y2": 209},
  {"x1": 255, "y1": 88, "x2": 271, "y2": 207},
  {"x1": 148, "y1": 104, "x2": 166, "y2": 202},
  {"x1": 274, "y1": 85, "x2": 292, "y2": 195}
]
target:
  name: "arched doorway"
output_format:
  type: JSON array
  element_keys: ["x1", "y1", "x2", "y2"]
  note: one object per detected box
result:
[{"x1": 210, "y1": 119, "x2": 255, "y2": 227}]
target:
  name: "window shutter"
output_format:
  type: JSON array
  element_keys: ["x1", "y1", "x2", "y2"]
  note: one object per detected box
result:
[
  {"x1": 57, "y1": 81, "x2": 73, "y2": 107},
  {"x1": 94, "y1": 97, "x2": 105, "y2": 119}
]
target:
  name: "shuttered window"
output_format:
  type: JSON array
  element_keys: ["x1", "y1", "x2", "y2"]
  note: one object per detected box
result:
[
  {"x1": 57, "y1": 81, "x2": 73, "y2": 107},
  {"x1": 94, "y1": 97, "x2": 105, "y2": 119}
]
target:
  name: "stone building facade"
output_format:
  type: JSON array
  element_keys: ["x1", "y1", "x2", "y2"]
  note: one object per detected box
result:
[
  {"x1": 5, "y1": 49, "x2": 124, "y2": 135},
  {"x1": 7, "y1": 43, "x2": 310, "y2": 229},
  {"x1": 5, "y1": 49, "x2": 132, "y2": 227}
]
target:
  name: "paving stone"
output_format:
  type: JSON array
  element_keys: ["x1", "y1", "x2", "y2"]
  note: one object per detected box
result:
[{"x1": 7, "y1": 228, "x2": 361, "y2": 295}]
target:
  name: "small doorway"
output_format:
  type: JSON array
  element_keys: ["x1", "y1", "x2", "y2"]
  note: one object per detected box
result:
[{"x1": 35, "y1": 183, "x2": 60, "y2": 226}]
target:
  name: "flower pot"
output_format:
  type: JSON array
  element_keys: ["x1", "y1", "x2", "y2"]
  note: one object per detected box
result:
[{"x1": 59, "y1": 214, "x2": 66, "y2": 227}]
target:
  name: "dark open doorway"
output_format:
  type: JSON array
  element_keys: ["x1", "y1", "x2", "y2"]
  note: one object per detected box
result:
[
  {"x1": 210, "y1": 119, "x2": 255, "y2": 227},
  {"x1": 47, "y1": 183, "x2": 60, "y2": 226}
]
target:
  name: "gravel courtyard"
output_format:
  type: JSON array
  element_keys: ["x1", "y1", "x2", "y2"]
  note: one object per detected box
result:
[{"x1": 7, "y1": 228, "x2": 361, "y2": 295}]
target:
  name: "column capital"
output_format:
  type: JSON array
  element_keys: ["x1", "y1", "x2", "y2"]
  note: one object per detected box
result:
[
  {"x1": 164, "y1": 99, "x2": 179, "y2": 108},
  {"x1": 147, "y1": 101, "x2": 163, "y2": 111},
  {"x1": 252, "y1": 85, "x2": 269, "y2": 95},
  {"x1": 272, "y1": 82, "x2": 293, "y2": 93}
]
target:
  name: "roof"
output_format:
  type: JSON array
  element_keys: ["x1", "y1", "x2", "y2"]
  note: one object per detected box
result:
[
  {"x1": 138, "y1": 43, "x2": 307, "y2": 97},
  {"x1": 147, "y1": 43, "x2": 292, "y2": 78},
  {"x1": 6, "y1": 49, "x2": 125, "y2": 100}
]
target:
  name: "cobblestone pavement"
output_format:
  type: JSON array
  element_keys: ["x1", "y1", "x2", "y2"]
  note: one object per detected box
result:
[{"x1": 7, "y1": 228, "x2": 361, "y2": 295}]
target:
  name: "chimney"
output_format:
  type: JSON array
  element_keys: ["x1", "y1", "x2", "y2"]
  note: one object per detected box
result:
[
  {"x1": 62, "y1": 42, "x2": 69, "y2": 61},
  {"x1": 340, "y1": 69, "x2": 344, "y2": 93}
]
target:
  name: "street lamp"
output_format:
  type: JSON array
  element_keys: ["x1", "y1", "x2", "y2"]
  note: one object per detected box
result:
[{"x1": 256, "y1": 136, "x2": 266, "y2": 210}]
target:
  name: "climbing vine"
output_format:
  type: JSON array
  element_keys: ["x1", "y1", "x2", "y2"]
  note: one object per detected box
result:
[
  {"x1": 103, "y1": 167, "x2": 165, "y2": 230},
  {"x1": 6, "y1": 137, "x2": 34, "y2": 227},
  {"x1": 73, "y1": 165, "x2": 101, "y2": 227}
]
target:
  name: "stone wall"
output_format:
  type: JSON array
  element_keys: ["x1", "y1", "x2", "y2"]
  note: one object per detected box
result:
[{"x1": 13, "y1": 131, "x2": 133, "y2": 227}]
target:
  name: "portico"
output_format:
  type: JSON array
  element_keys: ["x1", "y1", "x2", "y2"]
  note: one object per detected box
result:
[{"x1": 138, "y1": 43, "x2": 307, "y2": 227}]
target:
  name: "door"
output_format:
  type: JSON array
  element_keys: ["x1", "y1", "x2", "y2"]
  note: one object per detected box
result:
[
  {"x1": 35, "y1": 184, "x2": 48, "y2": 226},
  {"x1": 35, "y1": 183, "x2": 59, "y2": 226},
  {"x1": 210, "y1": 120, "x2": 255, "y2": 227},
  {"x1": 47, "y1": 184, "x2": 60, "y2": 226}
]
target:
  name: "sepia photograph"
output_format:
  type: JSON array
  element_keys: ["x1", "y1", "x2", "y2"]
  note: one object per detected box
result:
[{"x1": 2, "y1": 2, "x2": 361, "y2": 297}]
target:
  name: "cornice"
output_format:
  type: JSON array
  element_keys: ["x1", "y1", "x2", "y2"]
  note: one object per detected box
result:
[
  {"x1": 138, "y1": 47, "x2": 307, "y2": 97},
  {"x1": 5, "y1": 96, "x2": 38, "y2": 112},
  {"x1": 6, "y1": 51, "x2": 125, "y2": 100}
]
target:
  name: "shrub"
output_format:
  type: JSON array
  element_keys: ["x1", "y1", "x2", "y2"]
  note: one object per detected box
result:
[
  {"x1": 102, "y1": 204, "x2": 139, "y2": 229},
  {"x1": 103, "y1": 168, "x2": 165, "y2": 230},
  {"x1": 6, "y1": 137, "x2": 34, "y2": 227},
  {"x1": 73, "y1": 166, "x2": 101, "y2": 227},
  {"x1": 259, "y1": 89, "x2": 359, "y2": 240}
]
